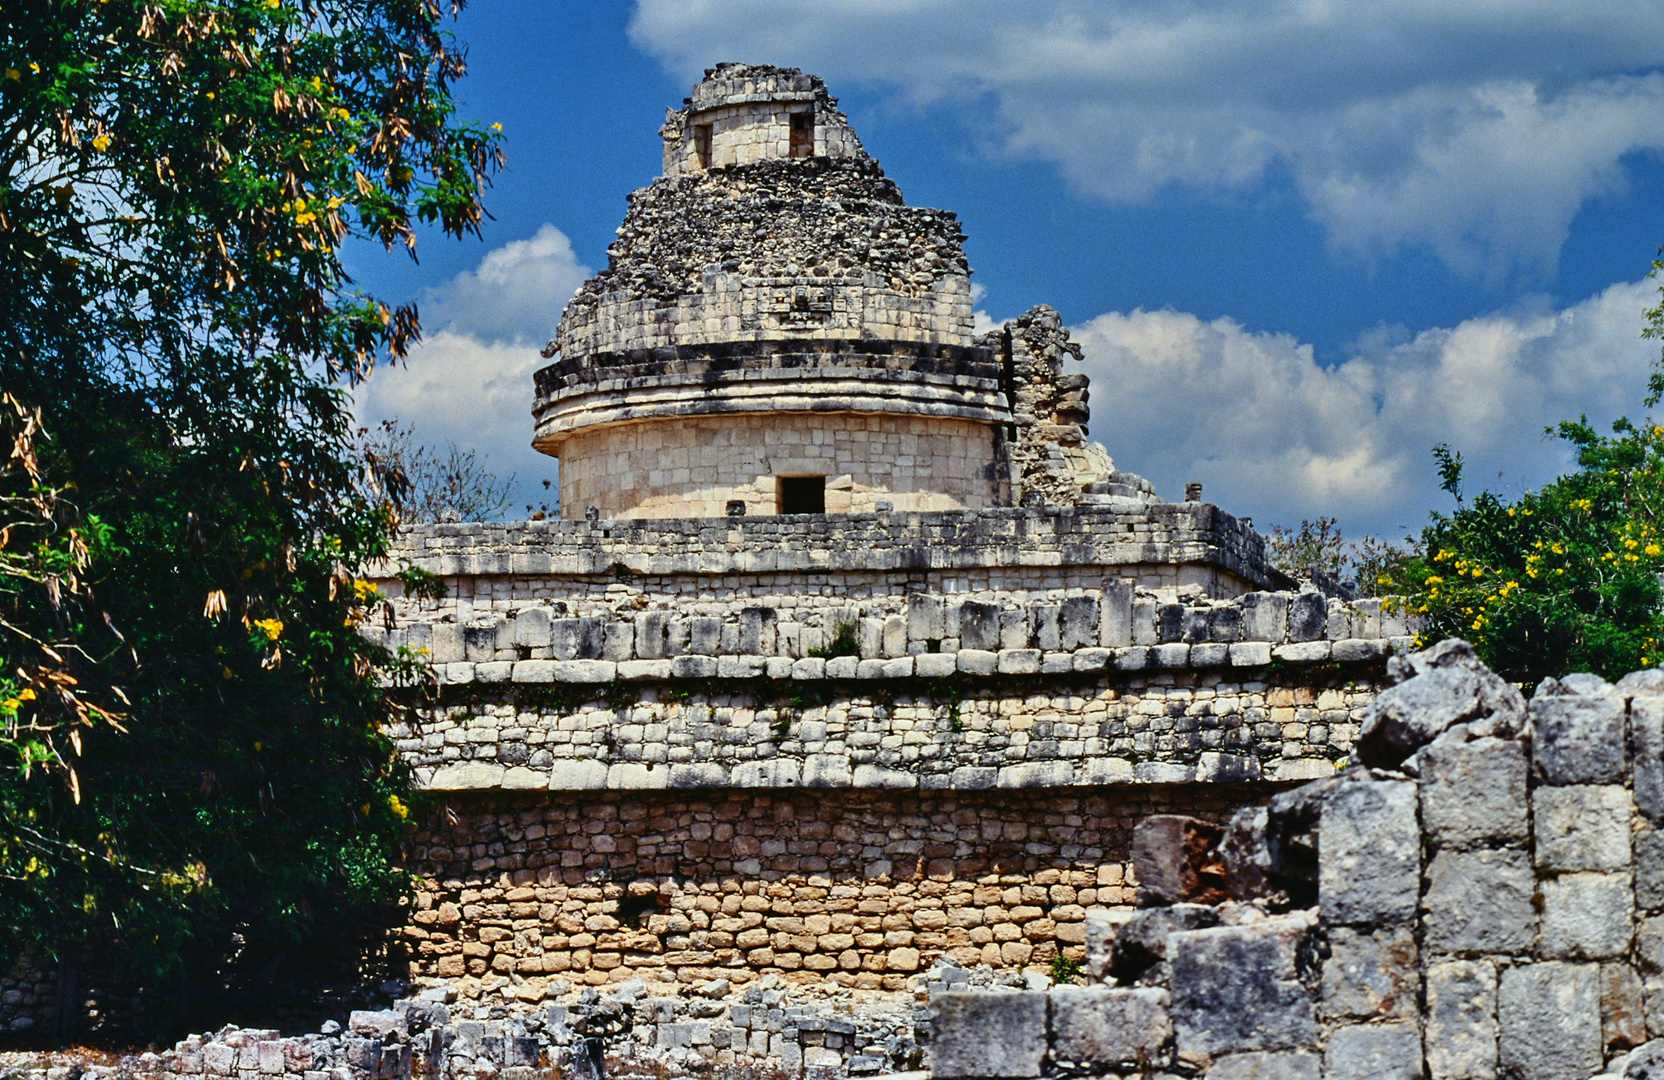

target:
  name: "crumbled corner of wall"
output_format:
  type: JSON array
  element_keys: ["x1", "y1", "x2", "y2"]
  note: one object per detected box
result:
[
  {"x1": 928, "y1": 638, "x2": 1664, "y2": 1080},
  {"x1": 999, "y1": 305, "x2": 1151, "y2": 509}
]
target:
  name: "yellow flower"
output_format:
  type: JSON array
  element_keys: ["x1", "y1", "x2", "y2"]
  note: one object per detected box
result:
[
  {"x1": 1647, "y1": 544, "x2": 1660, "y2": 557},
  {"x1": 352, "y1": 578, "x2": 379, "y2": 601},
  {"x1": 253, "y1": 617, "x2": 283, "y2": 640},
  {"x1": 490, "y1": 122, "x2": 502, "y2": 132},
  {"x1": 253, "y1": 741, "x2": 262, "y2": 751},
  {"x1": 389, "y1": 795, "x2": 409, "y2": 819},
  {"x1": 19, "y1": 688, "x2": 35, "y2": 701},
  {"x1": 91, "y1": 134, "x2": 111, "y2": 152},
  {"x1": 1425, "y1": 576, "x2": 1444, "y2": 586}
]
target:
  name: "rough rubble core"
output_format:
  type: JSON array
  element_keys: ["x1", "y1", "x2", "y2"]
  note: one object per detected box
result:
[{"x1": 16, "y1": 640, "x2": 1664, "y2": 1080}]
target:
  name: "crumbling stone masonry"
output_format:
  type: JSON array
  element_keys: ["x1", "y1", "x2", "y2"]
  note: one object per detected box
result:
[{"x1": 928, "y1": 640, "x2": 1664, "y2": 1080}]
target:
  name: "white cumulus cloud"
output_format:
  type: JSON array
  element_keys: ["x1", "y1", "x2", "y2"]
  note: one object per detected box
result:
[
  {"x1": 353, "y1": 224, "x2": 592, "y2": 516},
  {"x1": 1074, "y1": 277, "x2": 1662, "y2": 537},
  {"x1": 629, "y1": 0, "x2": 1664, "y2": 279}
]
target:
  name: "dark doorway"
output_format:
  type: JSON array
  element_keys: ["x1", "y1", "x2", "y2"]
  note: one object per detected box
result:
[
  {"x1": 789, "y1": 113, "x2": 814, "y2": 157},
  {"x1": 693, "y1": 123, "x2": 712, "y2": 169},
  {"x1": 777, "y1": 475, "x2": 826, "y2": 514}
]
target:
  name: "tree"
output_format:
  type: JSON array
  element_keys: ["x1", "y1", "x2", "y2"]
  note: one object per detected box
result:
[
  {"x1": 1267, "y1": 517, "x2": 1411, "y2": 597},
  {"x1": 360, "y1": 419, "x2": 515, "y2": 524},
  {"x1": 0, "y1": 0, "x2": 500, "y2": 1029},
  {"x1": 1386, "y1": 261, "x2": 1664, "y2": 690}
]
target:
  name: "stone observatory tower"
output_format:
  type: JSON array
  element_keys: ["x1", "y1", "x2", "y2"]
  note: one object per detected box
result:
[{"x1": 534, "y1": 62, "x2": 1146, "y2": 519}]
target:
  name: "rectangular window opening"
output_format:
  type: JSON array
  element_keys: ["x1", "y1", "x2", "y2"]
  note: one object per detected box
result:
[
  {"x1": 693, "y1": 123, "x2": 712, "y2": 169},
  {"x1": 777, "y1": 475, "x2": 826, "y2": 515},
  {"x1": 789, "y1": 113, "x2": 814, "y2": 158}
]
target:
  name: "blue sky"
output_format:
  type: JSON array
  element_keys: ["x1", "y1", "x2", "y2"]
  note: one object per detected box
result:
[{"x1": 351, "y1": 1, "x2": 1664, "y2": 538}]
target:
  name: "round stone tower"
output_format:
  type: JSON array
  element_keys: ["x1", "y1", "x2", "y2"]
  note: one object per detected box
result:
[{"x1": 534, "y1": 63, "x2": 1013, "y2": 519}]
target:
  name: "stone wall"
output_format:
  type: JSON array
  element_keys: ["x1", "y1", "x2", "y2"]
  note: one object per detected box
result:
[
  {"x1": 925, "y1": 641, "x2": 1664, "y2": 1080},
  {"x1": 660, "y1": 63, "x2": 866, "y2": 177},
  {"x1": 552, "y1": 412, "x2": 1005, "y2": 519},
  {"x1": 402, "y1": 786, "x2": 1261, "y2": 994}
]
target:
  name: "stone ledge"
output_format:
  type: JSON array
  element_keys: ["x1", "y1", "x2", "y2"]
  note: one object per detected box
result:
[{"x1": 421, "y1": 638, "x2": 1413, "y2": 687}]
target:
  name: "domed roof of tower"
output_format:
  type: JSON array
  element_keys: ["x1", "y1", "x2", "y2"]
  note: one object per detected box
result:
[{"x1": 542, "y1": 64, "x2": 975, "y2": 364}]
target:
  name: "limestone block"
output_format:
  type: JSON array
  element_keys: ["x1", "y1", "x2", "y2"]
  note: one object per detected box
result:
[
  {"x1": 738, "y1": 607, "x2": 777, "y2": 655},
  {"x1": 1231, "y1": 641, "x2": 1273, "y2": 666},
  {"x1": 1533, "y1": 785, "x2": 1633, "y2": 871},
  {"x1": 1323, "y1": 1023, "x2": 1422, "y2": 1080},
  {"x1": 511, "y1": 659, "x2": 555, "y2": 683},
  {"x1": 1191, "y1": 642, "x2": 1229, "y2": 666},
  {"x1": 928, "y1": 992, "x2": 1046, "y2": 1078},
  {"x1": 554, "y1": 660, "x2": 615, "y2": 683},
  {"x1": 671, "y1": 655, "x2": 718, "y2": 679},
  {"x1": 852, "y1": 763, "x2": 915, "y2": 789},
  {"x1": 999, "y1": 608, "x2": 1029, "y2": 650},
  {"x1": 550, "y1": 617, "x2": 581, "y2": 660},
  {"x1": 1099, "y1": 580, "x2": 1133, "y2": 647},
  {"x1": 959, "y1": 602, "x2": 1000, "y2": 651},
  {"x1": 790, "y1": 657, "x2": 827, "y2": 680},
  {"x1": 616, "y1": 659, "x2": 670, "y2": 681},
  {"x1": 858, "y1": 617, "x2": 885, "y2": 659},
  {"x1": 1210, "y1": 604, "x2": 1243, "y2": 643},
  {"x1": 1208, "y1": 1052, "x2": 1319, "y2": 1080},
  {"x1": 1359, "y1": 641, "x2": 1525, "y2": 768},
  {"x1": 1333, "y1": 638, "x2": 1389, "y2": 663},
  {"x1": 1060, "y1": 596, "x2": 1098, "y2": 649},
  {"x1": 914, "y1": 652, "x2": 956, "y2": 677},
  {"x1": 1422, "y1": 848, "x2": 1535, "y2": 956},
  {"x1": 1168, "y1": 913, "x2": 1317, "y2": 1057},
  {"x1": 907, "y1": 595, "x2": 945, "y2": 641},
  {"x1": 546, "y1": 759, "x2": 608, "y2": 791},
  {"x1": 996, "y1": 761, "x2": 1073, "y2": 788},
  {"x1": 443, "y1": 662, "x2": 474, "y2": 685},
  {"x1": 1425, "y1": 960, "x2": 1497, "y2": 1080},
  {"x1": 635, "y1": 611, "x2": 672, "y2": 659},
  {"x1": 732, "y1": 758, "x2": 802, "y2": 782},
  {"x1": 1638, "y1": 826, "x2": 1664, "y2": 911},
  {"x1": 1319, "y1": 779, "x2": 1419, "y2": 926},
  {"x1": 1032, "y1": 603, "x2": 1061, "y2": 651},
  {"x1": 1272, "y1": 641, "x2": 1329, "y2": 663},
  {"x1": 1531, "y1": 675, "x2": 1625, "y2": 785},
  {"x1": 957, "y1": 649, "x2": 997, "y2": 676},
  {"x1": 501, "y1": 766, "x2": 547, "y2": 790},
  {"x1": 1112, "y1": 646, "x2": 1150, "y2": 671},
  {"x1": 1132, "y1": 598, "x2": 1158, "y2": 646},
  {"x1": 826, "y1": 655, "x2": 859, "y2": 678},
  {"x1": 1048, "y1": 987, "x2": 1172, "y2": 1072},
  {"x1": 427, "y1": 761, "x2": 503, "y2": 790},
  {"x1": 997, "y1": 649, "x2": 1041, "y2": 674},
  {"x1": 1131, "y1": 815, "x2": 1225, "y2": 907},
  {"x1": 1240, "y1": 592, "x2": 1289, "y2": 642},
  {"x1": 603, "y1": 621, "x2": 634, "y2": 662},
  {"x1": 1153, "y1": 643, "x2": 1191, "y2": 668},
  {"x1": 1288, "y1": 592, "x2": 1326, "y2": 641},
  {"x1": 514, "y1": 607, "x2": 553, "y2": 649},
  {"x1": 430, "y1": 623, "x2": 466, "y2": 664},
  {"x1": 475, "y1": 660, "x2": 512, "y2": 683},
  {"x1": 1539, "y1": 872, "x2": 1634, "y2": 960},
  {"x1": 1497, "y1": 962, "x2": 1602, "y2": 1080},
  {"x1": 1634, "y1": 695, "x2": 1664, "y2": 824},
  {"x1": 606, "y1": 762, "x2": 667, "y2": 789},
  {"x1": 1072, "y1": 647, "x2": 1110, "y2": 671},
  {"x1": 1418, "y1": 734, "x2": 1528, "y2": 850},
  {"x1": 690, "y1": 616, "x2": 723, "y2": 656},
  {"x1": 1321, "y1": 926, "x2": 1419, "y2": 1021},
  {"x1": 717, "y1": 655, "x2": 767, "y2": 678},
  {"x1": 669, "y1": 762, "x2": 727, "y2": 789},
  {"x1": 948, "y1": 765, "x2": 997, "y2": 789},
  {"x1": 801, "y1": 755, "x2": 850, "y2": 787}
]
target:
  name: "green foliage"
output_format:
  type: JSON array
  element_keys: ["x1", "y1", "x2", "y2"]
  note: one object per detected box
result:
[
  {"x1": 808, "y1": 619, "x2": 859, "y2": 659},
  {"x1": 1048, "y1": 953, "x2": 1082, "y2": 985},
  {"x1": 1266, "y1": 517, "x2": 1412, "y2": 597},
  {"x1": 1389, "y1": 417, "x2": 1664, "y2": 688},
  {"x1": 0, "y1": 0, "x2": 499, "y2": 1002}
]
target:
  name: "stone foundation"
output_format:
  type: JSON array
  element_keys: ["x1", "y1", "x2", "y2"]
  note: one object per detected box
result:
[{"x1": 402, "y1": 785, "x2": 1271, "y2": 993}]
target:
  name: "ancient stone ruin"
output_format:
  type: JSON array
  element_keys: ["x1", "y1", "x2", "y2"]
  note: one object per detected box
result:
[{"x1": 8, "y1": 60, "x2": 1642, "y2": 1080}]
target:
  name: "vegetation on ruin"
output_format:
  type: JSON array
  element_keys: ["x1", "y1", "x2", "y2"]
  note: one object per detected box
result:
[
  {"x1": 0, "y1": 0, "x2": 500, "y2": 1007},
  {"x1": 1386, "y1": 260, "x2": 1664, "y2": 688},
  {"x1": 1266, "y1": 517, "x2": 1410, "y2": 597}
]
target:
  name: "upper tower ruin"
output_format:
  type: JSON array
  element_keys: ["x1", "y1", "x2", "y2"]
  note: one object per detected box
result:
[{"x1": 534, "y1": 63, "x2": 1146, "y2": 520}]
